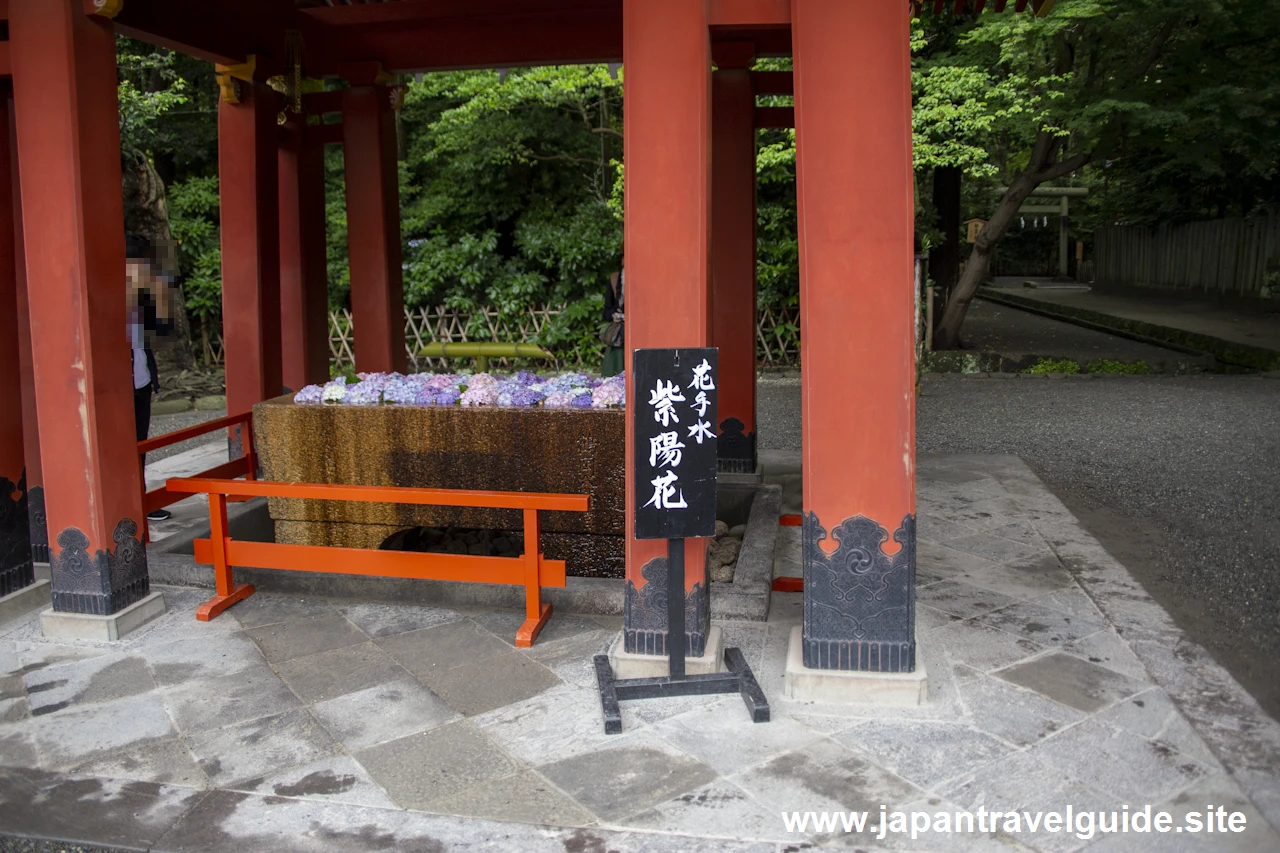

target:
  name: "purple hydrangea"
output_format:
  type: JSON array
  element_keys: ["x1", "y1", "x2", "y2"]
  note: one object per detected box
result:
[
  {"x1": 294, "y1": 384, "x2": 324, "y2": 404},
  {"x1": 343, "y1": 379, "x2": 384, "y2": 405},
  {"x1": 382, "y1": 381, "x2": 419, "y2": 405},
  {"x1": 460, "y1": 385, "x2": 499, "y2": 406},
  {"x1": 543, "y1": 390, "x2": 576, "y2": 408},
  {"x1": 513, "y1": 370, "x2": 542, "y2": 386},
  {"x1": 570, "y1": 393, "x2": 594, "y2": 409},
  {"x1": 591, "y1": 382, "x2": 623, "y2": 409}
]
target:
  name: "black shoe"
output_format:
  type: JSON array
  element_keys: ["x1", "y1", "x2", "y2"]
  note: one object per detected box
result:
[{"x1": 147, "y1": 509, "x2": 173, "y2": 522}]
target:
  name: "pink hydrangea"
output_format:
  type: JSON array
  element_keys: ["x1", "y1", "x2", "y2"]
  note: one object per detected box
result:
[
  {"x1": 460, "y1": 385, "x2": 499, "y2": 407},
  {"x1": 543, "y1": 390, "x2": 576, "y2": 408}
]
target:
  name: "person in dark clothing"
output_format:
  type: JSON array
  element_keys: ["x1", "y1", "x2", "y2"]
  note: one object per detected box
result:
[
  {"x1": 601, "y1": 248, "x2": 625, "y2": 378},
  {"x1": 126, "y1": 235, "x2": 176, "y2": 521}
]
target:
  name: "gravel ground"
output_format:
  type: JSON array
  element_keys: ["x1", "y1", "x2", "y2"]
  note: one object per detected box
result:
[
  {"x1": 144, "y1": 408, "x2": 228, "y2": 463},
  {"x1": 757, "y1": 373, "x2": 1280, "y2": 718}
]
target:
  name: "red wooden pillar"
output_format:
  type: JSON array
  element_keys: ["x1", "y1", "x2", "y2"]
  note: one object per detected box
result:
[
  {"x1": 9, "y1": 0, "x2": 150, "y2": 614},
  {"x1": 0, "y1": 84, "x2": 34, "y2": 597},
  {"x1": 622, "y1": 0, "x2": 713, "y2": 656},
  {"x1": 10, "y1": 90, "x2": 47, "y2": 566},
  {"x1": 279, "y1": 122, "x2": 331, "y2": 391},
  {"x1": 793, "y1": 0, "x2": 918, "y2": 671},
  {"x1": 710, "y1": 46, "x2": 758, "y2": 474},
  {"x1": 342, "y1": 73, "x2": 406, "y2": 375},
  {"x1": 219, "y1": 79, "x2": 283, "y2": 446}
]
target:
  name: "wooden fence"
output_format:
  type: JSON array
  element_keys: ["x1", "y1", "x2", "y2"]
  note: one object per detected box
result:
[
  {"x1": 1094, "y1": 208, "x2": 1280, "y2": 298},
  {"x1": 206, "y1": 303, "x2": 805, "y2": 371}
]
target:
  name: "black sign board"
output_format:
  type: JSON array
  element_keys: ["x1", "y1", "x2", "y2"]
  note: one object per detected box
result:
[{"x1": 633, "y1": 347, "x2": 718, "y2": 540}]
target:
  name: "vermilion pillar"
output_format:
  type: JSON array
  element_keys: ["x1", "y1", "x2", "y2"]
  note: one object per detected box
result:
[
  {"x1": 0, "y1": 84, "x2": 33, "y2": 598},
  {"x1": 10, "y1": 0, "x2": 150, "y2": 614},
  {"x1": 794, "y1": 0, "x2": 918, "y2": 671},
  {"x1": 220, "y1": 80, "x2": 283, "y2": 443},
  {"x1": 342, "y1": 81, "x2": 406, "y2": 375},
  {"x1": 710, "y1": 49, "x2": 758, "y2": 474},
  {"x1": 10, "y1": 91, "x2": 46, "y2": 566},
  {"x1": 622, "y1": 0, "x2": 713, "y2": 656},
  {"x1": 279, "y1": 123, "x2": 331, "y2": 391}
]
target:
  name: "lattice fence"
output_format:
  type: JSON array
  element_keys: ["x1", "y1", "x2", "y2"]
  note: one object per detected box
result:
[{"x1": 205, "y1": 302, "x2": 804, "y2": 371}]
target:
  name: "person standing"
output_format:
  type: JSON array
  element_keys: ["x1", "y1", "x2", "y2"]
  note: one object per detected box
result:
[
  {"x1": 601, "y1": 248, "x2": 625, "y2": 378},
  {"x1": 126, "y1": 235, "x2": 175, "y2": 522}
]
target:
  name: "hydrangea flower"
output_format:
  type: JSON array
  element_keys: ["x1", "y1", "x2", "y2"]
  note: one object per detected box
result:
[
  {"x1": 433, "y1": 388, "x2": 461, "y2": 406},
  {"x1": 460, "y1": 385, "x2": 499, "y2": 406},
  {"x1": 543, "y1": 390, "x2": 576, "y2": 408},
  {"x1": 382, "y1": 381, "x2": 419, "y2": 405},
  {"x1": 570, "y1": 393, "x2": 594, "y2": 409},
  {"x1": 294, "y1": 384, "x2": 324, "y2": 404},
  {"x1": 591, "y1": 382, "x2": 623, "y2": 409},
  {"x1": 343, "y1": 379, "x2": 384, "y2": 405},
  {"x1": 321, "y1": 377, "x2": 348, "y2": 403},
  {"x1": 465, "y1": 372, "x2": 499, "y2": 389},
  {"x1": 513, "y1": 370, "x2": 542, "y2": 386}
]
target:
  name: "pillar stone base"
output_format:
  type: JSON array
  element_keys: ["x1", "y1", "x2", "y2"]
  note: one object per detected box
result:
[
  {"x1": 0, "y1": 579, "x2": 50, "y2": 626},
  {"x1": 609, "y1": 625, "x2": 724, "y2": 680},
  {"x1": 34, "y1": 563, "x2": 50, "y2": 582},
  {"x1": 39, "y1": 591, "x2": 166, "y2": 642},
  {"x1": 784, "y1": 626, "x2": 927, "y2": 706}
]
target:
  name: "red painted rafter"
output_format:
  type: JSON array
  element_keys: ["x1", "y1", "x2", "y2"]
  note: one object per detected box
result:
[
  {"x1": 108, "y1": 0, "x2": 296, "y2": 69},
  {"x1": 755, "y1": 106, "x2": 793, "y2": 129},
  {"x1": 708, "y1": 0, "x2": 790, "y2": 28}
]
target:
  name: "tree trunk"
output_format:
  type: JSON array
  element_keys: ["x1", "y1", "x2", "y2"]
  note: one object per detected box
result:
[
  {"x1": 933, "y1": 130, "x2": 1089, "y2": 350},
  {"x1": 121, "y1": 149, "x2": 196, "y2": 372}
]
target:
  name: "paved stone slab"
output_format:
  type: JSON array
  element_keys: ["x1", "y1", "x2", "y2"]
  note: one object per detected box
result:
[
  {"x1": 184, "y1": 708, "x2": 339, "y2": 787},
  {"x1": 520, "y1": 629, "x2": 614, "y2": 690},
  {"x1": 834, "y1": 719, "x2": 1014, "y2": 790},
  {"x1": 996, "y1": 651, "x2": 1150, "y2": 713},
  {"x1": 957, "y1": 675, "x2": 1085, "y2": 747},
  {"x1": 930, "y1": 621, "x2": 1046, "y2": 673},
  {"x1": 352, "y1": 718, "x2": 519, "y2": 810},
  {"x1": 977, "y1": 600, "x2": 1105, "y2": 647},
  {"x1": 917, "y1": 604, "x2": 963, "y2": 633},
  {"x1": 230, "y1": 593, "x2": 336, "y2": 630},
  {"x1": 917, "y1": 539, "x2": 1004, "y2": 577},
  {"x1": 337, "y1": 602, "x2": 463, "y2": 639},
  {"x1": 474, "y1": 686, "x2": 620, "y2": 765},
  {"x1": 417, "y1": 650, "x2": 561, "y2": 717},
  {"x1": 731, "y1": 738, "x2": 920, "y2": 816},
  {"x1": 141, "y1": 633, "x2": 267, "y2": 686},
  {"x1": 1061, "y1": 629, "x2": 1152, "y2": 682},
  {"x1": 963, "y1": 555, "x2": 1076, "y2": 600},
  {"x1": 0, "y1": 726, "x2": 39, "y2": 765},
  {"x1": 1030, "y1": 586, "x2": 1107, "y2": 622},
  {"x1": 27, "y1": 693, "x2": 176, "y2": 769},
  {"x1": 0, "y1": 766, "x2": 203, "y2": 850},
  {"x1": 375, "y1": 619, "x2": 513, "y2": 683},
  {"x1": 538, "y1": 734, "x2": 719, "y2": 823},
  {"x1": 1027, "y1": 718, "x2": 1212, "y2": 802},
  {"x1": 940, "y1": 751, "x2": 1122, "y2": 853},
  {"x1": 1095, "y1": 689, "x2": 1220, "y2": 768},
  {"x1": 651, "y1": 700, "x2": 823, "y2": 776},
  {"x1": 918, "y1": 580, "x2": 1020, "y2": 620},
  {"x1": 947, "y1": 531, "x2": 1045, "y2": 565},
  {"x1": 160, "y1": 663, "x2": 300, "y2": 733},
  {"x1": 21, "y1": 653, "x2": 155, "y2": 717},
  {"x1": 311, "y1": 678, "x2": 459, "y2": 750},
  {"x1": 234, "y1": 753, "x2": 399, "y2": 809},
  {"x1": 625, "y1": 778, "x2": 788, "y2": 842},
  {"x1": 243, "y1": 611, "x2": 369, "y2": 664},
  {"x1": 468, "y1": 608, "x2": 603, "y2": 647},
  {"x1": 273, "y1": 641, "x2": 407, "y2": 704},
  {"x1": 69, "y1": 737, "x2": 209, "y2": 789},
  {"x1": 428, "y1": 768, "x2": 597, "y2": 827},
  {"x1": 151, "y1": 787, "x2": 777, "y2": 853}
]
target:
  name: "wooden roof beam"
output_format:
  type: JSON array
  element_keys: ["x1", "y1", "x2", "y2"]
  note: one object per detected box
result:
[{"x1": 105, "y1": 0, "x2": 297, "y2": 70}]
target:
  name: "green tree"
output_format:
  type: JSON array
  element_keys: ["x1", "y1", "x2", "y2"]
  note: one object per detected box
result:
[{"x1": 926, "y1": 0, "x2": 1280, "y2": 349}]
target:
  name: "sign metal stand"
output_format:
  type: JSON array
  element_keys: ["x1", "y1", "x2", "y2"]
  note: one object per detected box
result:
[{"x1": 594, "y1": 347, "x2": 770, "y2": 734}]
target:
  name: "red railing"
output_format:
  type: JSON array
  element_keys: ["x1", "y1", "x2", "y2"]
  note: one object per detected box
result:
[
  {"x1": 167, "y1": 476, "x2": 589, "y2": 647},
  {"x1": 137, "y1": 412, "x2": 256, "y2": 540}
]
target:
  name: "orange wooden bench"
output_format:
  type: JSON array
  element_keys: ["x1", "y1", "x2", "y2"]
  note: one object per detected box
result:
[
  {"x1": 137, "y1": 411, "x2": 257, "y2": 541},
  {"x1": 167, "y1": 476, "x2": 589, "y2": 647}
]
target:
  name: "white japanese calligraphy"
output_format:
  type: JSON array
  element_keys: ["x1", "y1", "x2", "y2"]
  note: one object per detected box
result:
[
  {"x1": 688, "y1": 419, "x2": 715, "y2": 444},
  {"x1": 688, "y1": 358, "x2": 715, "y2": 391},
  {"x1": 649, "y1": 431, "x2": 685, "y2": 468},
  {"x1": 648, "y1": 379, "x2": 685, "y2": 426},
  {"x1": 692, "y1": 390, "x2": 710, "y2": 418},
  {"x1": 643, "y1": 469, "x2": 688, "y2": 510}
]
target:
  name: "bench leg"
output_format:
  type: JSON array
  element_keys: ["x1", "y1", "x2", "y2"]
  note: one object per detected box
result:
[
  {"x1": 197, "y1": 584, "x2": 255, "y2": 621},
  {"x1": 517, "y1": 602, "x2": 552, "y2": 648},
  {"x1": 196, "y1": 492, "x2": 255, "y2": 621},
  {"x1": 517, "y1": 508, "x2": 550, "y2": 647}
]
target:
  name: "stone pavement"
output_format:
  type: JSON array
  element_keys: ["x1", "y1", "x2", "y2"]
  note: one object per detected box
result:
[{"x1": 2, "y1": 455, "x2": 1279, "y2": 852}]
